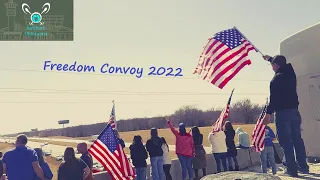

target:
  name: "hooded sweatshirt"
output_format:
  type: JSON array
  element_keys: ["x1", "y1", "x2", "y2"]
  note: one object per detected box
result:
[
  {"x1": 146, "y1": 129, "x2": 163, "y2": 157},
  {"x1": 167, "y1": 121, "x2": 194, "y2": 157},
  {"x1": 266, "y1": 63, "x2": 299, "y2": 114},
  {"x1": 208, "y1": 131, "x2": 227, "y2": 153},
  {"x1": 129, "y1": 141, "x2": 148, "y2": 168},
  {"x1": 235, "y1": 127, "x2": 250, "y2": 148}
]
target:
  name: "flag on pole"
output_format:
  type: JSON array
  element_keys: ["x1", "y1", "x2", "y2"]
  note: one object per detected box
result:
[
  {"x1": 88, "y1": 124, "x2": 136, "y2": 180},
  {"x1": 193, "y1": 27, "x2": 258, "y2": 89},
  {"x1": 252, "y1": 99, "x2": 268, "y2": 152},
  {"x1": 108, "y1": 100, "x2": 116, "y2": 129},
  {"x1": 212, "y1": 89, "x2": 234, "y2": 133}
]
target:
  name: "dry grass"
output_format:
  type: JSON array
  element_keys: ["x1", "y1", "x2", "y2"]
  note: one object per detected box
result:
[
  {"x1": 45, "y1": 156, "x2": 60, "y2": 179},
  {"x1": 51, "y1": 123, "x2": 276, "y2": 147}
]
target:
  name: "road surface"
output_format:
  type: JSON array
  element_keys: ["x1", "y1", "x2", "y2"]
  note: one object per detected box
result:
[{"x1": 27, "y1": 137, "x2": 213, "y2": 153}]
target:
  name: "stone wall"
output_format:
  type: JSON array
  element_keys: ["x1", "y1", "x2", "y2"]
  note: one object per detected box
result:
[{"x1": 93, "y1": 143, "x2": 283, "y2": 180}]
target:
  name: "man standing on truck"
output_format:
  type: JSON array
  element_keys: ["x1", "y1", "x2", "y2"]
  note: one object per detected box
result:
[{"x1": 262, "y1": 55, "x2": 309, "y2": 177}]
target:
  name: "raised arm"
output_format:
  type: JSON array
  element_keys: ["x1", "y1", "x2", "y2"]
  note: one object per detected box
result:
[{"x1": 166, "y1": 119, "x2": 179, "y2": 136}]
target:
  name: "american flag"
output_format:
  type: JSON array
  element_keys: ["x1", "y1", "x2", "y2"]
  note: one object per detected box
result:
[
  {"x1": 194, "y1": 27, "x2": 258, "y2": 89},
  {"x1": 212, "y1": 89, "x2": 234, "y2": 133},
  {"x1": 88, "y1": 124, "x2": 136, "y2": 180},
  {"x1": 252, "y1": 99, "x2": 268, "y2": 152},
  {"x1": 109, "y1": 101, "x2": 116, "y2": 129}
]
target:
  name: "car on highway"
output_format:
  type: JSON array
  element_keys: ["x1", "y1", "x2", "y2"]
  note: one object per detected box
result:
[
  {"x1": 44, "y1": 151, "x2": 51, "y2": 156},
  {"x1": 92, "y1": 162, "x2": 104, "y2": 171},
  {"x1": 55, "y1": 155, "x2": 63, "y2": 161}
]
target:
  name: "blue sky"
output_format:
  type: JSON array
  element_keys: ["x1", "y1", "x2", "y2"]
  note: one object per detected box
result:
[{"x1": 0, "y1": 0, "x2": 319, "y2": 134}]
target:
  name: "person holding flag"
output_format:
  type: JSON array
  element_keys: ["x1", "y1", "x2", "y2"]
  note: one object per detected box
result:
[
  {"x1": 88, "y1": 101, "x2": 136, "y2": 180},
  {"x1": 262, "y1": 55, "x2": 309, "y2": 177},
  {"x1": 208, "y1": 89, "x2": 234, "y2": 173}
]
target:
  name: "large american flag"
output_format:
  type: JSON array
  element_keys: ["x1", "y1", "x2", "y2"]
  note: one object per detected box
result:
[
  {"x1": 252, "y1": 99, "x2": 268, "y2": 152},
  {"x1": 212, "y1": 89, "x2": 234, "y2": 133},
  {"x1": 109, "y1": 101, "x2": 116, "y2": 129},
  {"x1": 88, "y1": 124, "x2": 136, "y2": 180},
  {"x1": 193, "y1": 27, "x2": 258, "y2": 89}
]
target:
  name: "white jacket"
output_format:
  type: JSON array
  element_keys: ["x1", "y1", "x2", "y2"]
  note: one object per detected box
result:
[
  {"x1": 161, "y1": 144, "x2": 171, "y2": 165},
  {"x1": 208, "y1": 131, "x2": 227, "y2": 153}
]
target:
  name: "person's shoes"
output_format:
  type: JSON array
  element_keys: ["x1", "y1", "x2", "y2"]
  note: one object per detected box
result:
[
  {"x1": 284, "y1": 168, "x2": 299, "y2": 177},
  {"x1": 228, "y1": 167, "x2": 234, "y2": 171},
  {"x1": 235, "y1": 166, "x2": 240, "y2": 171},
  {"x1": 298, "y1": 168, "x2": 309, "y2": 174}
]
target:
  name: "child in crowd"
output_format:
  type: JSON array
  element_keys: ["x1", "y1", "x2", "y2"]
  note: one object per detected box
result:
[
  {"x1": 260, "y1": 125, "x2": 277, "y2": 175},
  {"x1": 129, "y1": 135, "x2": 148, "y2": 180},
  {"x1": 161, "y1": 137, "x2": 172, "y2": 180}
]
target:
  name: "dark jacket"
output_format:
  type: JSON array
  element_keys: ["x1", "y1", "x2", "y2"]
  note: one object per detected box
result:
[
  {"x1": 118, "y1": 138, "x2": 125, "y2": 148},
  {"x1": 129, "y1": 143, "x2": 148, "y2": 168},
  {"x1": 193, "y1": 134, "x2": 203, "y2": 146},
  {"x1": 37, "y1": 161, "x2": 53, "y2": 180},
  {"x1": 146, "y1": 137, "x2": 163, "y2": 157},
  {"x1": 224, "y1": 129, "x2": 237, "y2": 157},
  {"x1": 266, "y1": 63, "x2": 299, "y2": 114}
]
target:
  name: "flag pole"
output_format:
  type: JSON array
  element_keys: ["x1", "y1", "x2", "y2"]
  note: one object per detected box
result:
[
  {"x1": 112, "y1": 100, "x2": 116, "y2": 129},
  {"x1": 233, "y1": 26, "x2": 265, "y2": 57}
]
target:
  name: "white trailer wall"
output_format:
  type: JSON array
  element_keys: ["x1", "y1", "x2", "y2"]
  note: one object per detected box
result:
[{"x1": 280, "y1": 22, "x2": 320, "y2": 158}]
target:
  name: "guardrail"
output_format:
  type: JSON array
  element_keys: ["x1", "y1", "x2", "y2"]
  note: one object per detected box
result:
[{"x1": 93, "y1": 143, "x2": 284, "y2": 180}]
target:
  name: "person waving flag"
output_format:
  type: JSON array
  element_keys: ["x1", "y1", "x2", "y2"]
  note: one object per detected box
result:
[
  {"x1": 108, "y1": 100, "x2": 116, "y2": 129},
  {"x1": 194, "y1": 27, "x2": 262, "y2": 89},
  {"x1": 88, "y1": 124, "x2": 136, "y2": 180},
  {"x1": 252, "y1": 99, "x2": 269, "y2": 152},
  {"x1": 212, "y1": 89, "x2": 234, "y2": 133}
]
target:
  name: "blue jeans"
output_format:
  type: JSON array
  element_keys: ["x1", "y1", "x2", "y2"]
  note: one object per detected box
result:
[
  {"x1": 150, "y1": 156, "x2": 165, "y2": 180},
  {"x1": 135, "y1": 167, "x2": 146, "y2": 180},
  {"x1": 213, "y1": 152, "x2": 228, "y2": 173},
  {"x1": 227, "y1": 156, "x2": 239, "y2": 170},
  {"x1": 275, "y1": 109, "x2": 309, "y2": 174},
  {"x1": 177, "y1": 155, "x2": 193, "y2": 180},
  {"x1": 260, "y1": 146, "x2": 277, "y2": 175}
]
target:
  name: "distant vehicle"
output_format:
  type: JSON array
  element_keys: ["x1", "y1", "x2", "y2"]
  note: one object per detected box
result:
[
  {"x1": 55, "y1": 155, "x2": 63, "y2": 161},
  {"x1": 44, "y1": 142, "x2": 48, "y2": 145},
  {"x1": 44, "y1": 151, "x2": 51, "y2": 156},
  {"x1": 92, "y1": 162, "x2": 104, "y2": 171},
  {"x1": 90, "y1": 135, "x2": 98, "y2": 142}
]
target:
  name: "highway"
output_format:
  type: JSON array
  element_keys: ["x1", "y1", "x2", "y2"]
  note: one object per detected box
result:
[
  {"x1": 27, "y1": 137, "x2": 213, "y2": 153},
  {"x1": 1, "y1": 136, "x2": 213, "y2": 166}
]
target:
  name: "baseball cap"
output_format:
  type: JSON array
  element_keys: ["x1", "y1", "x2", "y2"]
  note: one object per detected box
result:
[{"x1": 179, "y1": 123, "x2": 185, "y2": 129}]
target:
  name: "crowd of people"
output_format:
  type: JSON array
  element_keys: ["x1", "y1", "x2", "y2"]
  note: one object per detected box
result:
[
  {"x1": 0, "y1": 121, "x2": 275, "y2": 180},
  {"x1": 0, "y1": 55, "x2": 311, "y2": 180},
  {"x1": 0, "y1": 134, "x2": 97, "y2": 180},
  {"x1": 129, "y1": 118, "x2": 276, "y2": 180}
]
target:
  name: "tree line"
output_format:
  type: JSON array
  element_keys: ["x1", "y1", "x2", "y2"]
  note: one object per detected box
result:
[{"x1": 6, "y1": 98, "x2": 273, "y2": 137}]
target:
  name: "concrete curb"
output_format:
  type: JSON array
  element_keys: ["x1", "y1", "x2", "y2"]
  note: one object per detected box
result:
[{"x1": 93, "y1": 143, "x2": 284, "y2": 180}]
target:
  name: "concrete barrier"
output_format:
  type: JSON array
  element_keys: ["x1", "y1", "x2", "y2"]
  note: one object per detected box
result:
[{"x1": 94, "y1": 143, "x2": 282, "y2": 180}]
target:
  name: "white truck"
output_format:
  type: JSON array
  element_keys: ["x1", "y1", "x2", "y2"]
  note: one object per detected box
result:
[{"x1": 280, "y1": 22, "x2": 320, "y2": 162}]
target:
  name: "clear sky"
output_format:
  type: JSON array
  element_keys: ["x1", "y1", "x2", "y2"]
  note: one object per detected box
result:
[{"x1": 0, "y1": 0, "x2": 319, "y2": 134}]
